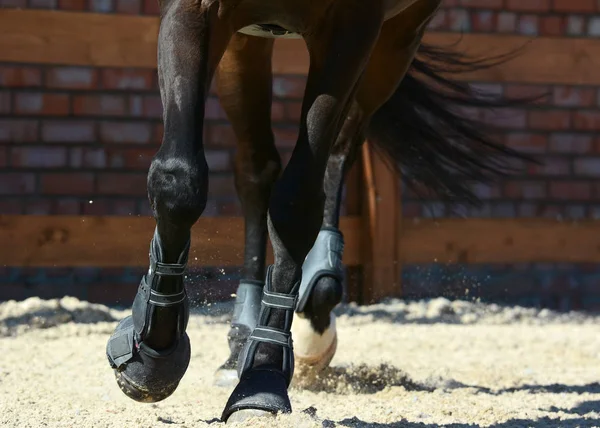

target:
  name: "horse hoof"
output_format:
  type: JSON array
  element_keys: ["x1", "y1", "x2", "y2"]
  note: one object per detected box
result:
[
  {"x1": 213, "y1": 368, "x2": 239, "y2": 388},
  {"x1": 106, "y1": 316, "x2": 191, "y2": 403},
  {"x1": 226, "y1": 409, "x2": 276, "y2": 424},
  {"x1": 221, "y1": 369, "x2": 291, "y2": 422},
  {"x1": 291, "y1": 312, "x2": 337, "y2": 380}
]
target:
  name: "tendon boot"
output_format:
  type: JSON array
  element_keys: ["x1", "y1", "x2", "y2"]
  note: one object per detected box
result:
[
  {"x1": 292, "y1": 227, "x2": 344, "y2": 376},
  {"x1": 106, "y1": 228, "x2": 191, "y2": 403},
  {"x1": 221, "y1": 266, "x2": 298, "y2": 422},
  {"x1": 214, "y1": 280, "x2": 263, "y2": 387}
]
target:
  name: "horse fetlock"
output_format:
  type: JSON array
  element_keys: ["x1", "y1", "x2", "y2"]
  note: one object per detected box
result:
[{"x1": 148, "y1": 156, "x2": 209, "y2": 227}]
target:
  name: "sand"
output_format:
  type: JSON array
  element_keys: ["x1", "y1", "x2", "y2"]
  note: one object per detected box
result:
[{"x1": 1, "y1": 296, "x2": 599, "y2": 427}]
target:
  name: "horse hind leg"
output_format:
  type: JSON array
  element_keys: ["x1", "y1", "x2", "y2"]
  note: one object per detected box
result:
[
  {"x1": 212, "y1": 33, "x2": 281, "y2": 388},
  {"x1": 291, "y1": 0, "x2": 441, "y2": 380},
  {"x1": 105, "y1": 1, "x2": 232, "y2": 403},
  {"x1": 291, "y1": 104, "x2": 364, "y2": 380},
  {"x1": 221, "y1": 3, "x2": 384, "y2": 422}
]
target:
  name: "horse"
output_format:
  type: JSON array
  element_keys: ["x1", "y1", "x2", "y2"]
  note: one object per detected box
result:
[{"x1": 105, "y1": 0, "x2": 534, "y2": 423}]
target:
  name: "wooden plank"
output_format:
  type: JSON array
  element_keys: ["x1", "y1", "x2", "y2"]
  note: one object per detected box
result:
[
  {"x1": 0, "y1": 215, "x2": 363, "y2": 267},
  {"x1": 2, "y1": 9, "x2": 600, "y2": 84},
  {"x1": 399, "y1": 218, "x2": 600, "y2": 264},
  {"x1": 360, "y1": 144, "x2": 401, "y2": 304}
]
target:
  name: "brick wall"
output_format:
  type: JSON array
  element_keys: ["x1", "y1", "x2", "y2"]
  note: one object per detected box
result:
[{"x1": 1, "y1": 0, "x2": 600, "y2": 310}]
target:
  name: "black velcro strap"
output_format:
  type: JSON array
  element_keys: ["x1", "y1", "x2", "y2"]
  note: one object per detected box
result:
[
  {"x1": 249, "y1": 326, "x2": 291, "y2": 348},
  {"x1": 154, "y1": 261, "x2": 187, "y2": 276},
  {"x1": 149, "y1": 289, "x2": 186, "y2": 307},
  {"x1": 107, "y1": 323, "x2": 135, "y2": 368},
  {"x1": 262, "y1": 289, "x2": 297, "y2": 310}
]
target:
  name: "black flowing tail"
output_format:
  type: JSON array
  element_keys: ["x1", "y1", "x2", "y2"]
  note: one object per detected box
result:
[{"x1": 366, "y1": 42, "x2": 541, "y2": 207}]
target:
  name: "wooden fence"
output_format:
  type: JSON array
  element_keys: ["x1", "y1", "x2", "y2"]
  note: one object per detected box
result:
[{"x1": 1, "y1": 9, "x2": 600, "y2": 304}]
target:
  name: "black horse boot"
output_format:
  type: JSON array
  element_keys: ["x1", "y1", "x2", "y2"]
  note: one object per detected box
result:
[
  {"x1": 221, "y1": 265, "x2": 297, "y2": 422},
  {"x1": 214, "y1": 279, "x2": 263, "y2": 387},
  {"x1": 106, "y1": 228, "x2": 191, "y2": 403}
]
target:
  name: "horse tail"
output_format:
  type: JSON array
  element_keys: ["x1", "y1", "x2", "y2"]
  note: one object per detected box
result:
[{"x1": 365, "y1": 42, "x2": 541, "y2": 207}]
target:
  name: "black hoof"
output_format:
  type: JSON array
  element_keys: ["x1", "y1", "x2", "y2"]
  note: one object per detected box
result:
[
  {"x1": 107, "y1": 316, "x2": 191, "y2": 403},
  {"x1": 221, "y1": 369, "x2": 291, "y2": 422}
]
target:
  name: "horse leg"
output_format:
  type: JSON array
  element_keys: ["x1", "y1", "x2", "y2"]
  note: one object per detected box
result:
[
  {"x1": 212, "y1": 33, "x2": 280, "y2": 387},
  {"x1": 292, "y1": 0, "x2": 441, "y2": 377},
  {"x1": 105, "y1": 0, "x2": 232, "y2": 402},
  {"x1": 221, "y1": 3, "x2": 384, "y2": 422}
]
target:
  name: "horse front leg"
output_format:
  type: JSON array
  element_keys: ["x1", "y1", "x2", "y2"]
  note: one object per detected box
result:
[
  {"x1": 105, "y1": 0, "x2": 232, "y2": 403},
  {"x1": 221, "y1": 1, "x2": 384, "y2": 422}
]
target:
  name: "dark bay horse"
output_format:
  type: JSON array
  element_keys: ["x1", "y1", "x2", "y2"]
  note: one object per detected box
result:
[{"x1": 105, "y1": 0, "x2": 533, "y2": 422}]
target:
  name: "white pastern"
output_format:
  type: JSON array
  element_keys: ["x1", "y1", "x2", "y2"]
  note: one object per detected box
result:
[{"x1": 291, "y1": 312, "x2": 336, "y2": 361}]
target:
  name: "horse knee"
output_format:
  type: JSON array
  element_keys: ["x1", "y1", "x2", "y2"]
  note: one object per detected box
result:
[
  {"x1": 233, "y1": 147, "x2": 281, "y2": 204},
  {"x1": 148, "y1": 154, "x2": 209, "y2": 228}
]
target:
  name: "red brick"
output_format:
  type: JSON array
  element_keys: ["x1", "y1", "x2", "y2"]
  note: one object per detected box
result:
[
  {"x1": 573, "y1": 157, "x2": 600, "y2": 176},
  {"x1": 0, "y1": 0, "x2": 26, "y2": 7},
  {"x1": 58, "y1": 0, "x2": 86, "y2": 9},
  {"x1": 142, "y1": 0, "x2": 159, "y2": 14},
  {"x1": 54, "y1": 199, "x2": 81, "y2": 214},
  {"x1": 483, "y1": 108, "x2": 527, "y2": 129},
  {"x1": 553, "y1": 86, "x2": 595, "y2": 107},
  {"x1": 471, "y1": 11, "x2": 496, "y2": 32},
  {"x1": 205, "y1": 150, "x2": 231, "y2": 172},
  {"x1": 504, "y1": 133, "x2": 548, "y2": 153},
  {"x1": 205, "y1": 97, "x2": 227, "y2": 120},
  {"x1": 41, "y1": 173, "x2": 94, "y2": 195},
  {"x1": 153, "y1": 123, "x2": 164, "y2": 143},
  {"x1": 549, "y1": 133, "x2": 592, "y2": 153},
  {"x1": 271, "y1": 101, "x2": 286, "y2": 122},
  {"x1": 47, "y1": 67, "x2": 98, "y2": 89},
  {"x1": 0, "y1": 92, "x2": 10, "y2": 114},
  {"x1": 284, "y1": 102, "x2": 302, "y2": 122},
  {"x1": 549, "y1": 181, "x2": 592, "y2": 200},
  {"x1": 507, "y1": 0, "x2": 549, "y2": 11},
  {"x1": 447, "y1": 9, "x2": 471, "y2": 31},
  {"x1": 205, "y1": 124, "x2": 237, "y2": 148},
  {"x1": 497, "y1": 12, "x2": 517, "y2": 32},
  {"x1": 73, "y1": 95, "x2": 126, "y2": 116},
  {"x1": 101, "y1": 69, "x2": 154, "y2": 90},
  {"x1": 0, "y1": 119, "x2": 39, "y2": 143},
  {"x1": 97, "y1": 173, "x2": 147, "y2": 195},
  {"x1": 0, "y1": 147, "x2": 7, "y2": 167},
  {"x1": 505, "y1": 84, "x2": 550, "y2": 104},
  {"x1": 540, "y1": 16, "x2": 566, "y2": 35},
  {"x1": 461, "y1": 0, "x2": 503, "y2": 7},
  {"x1": 14, "y1": 93, "x2": 70, "y2": 116},
  {"x1": 273, "y1": 76, "x2": 306, "y2": 99},
  {"x1": 504, "y1": 180, "x2": 547, "y2": 199},
  {"x1": 0, "y1": 173, "x2": 36, "y2": 194},
  {"x1": 518, "y1": 14, "x2": 539, "y2": 35},
  {"x1": 567, "y1": 15, "x2": 585, "y2": 35},
  {"x1": 11, "y1": 147, "x2": 68, "y2": 168},
  {"x1": 42, "y1": 120, "x2": 95, "y2": 143},
  {"x1": 115, "y1": 0, "x2": 140, "y2": 13},
  {"x1": 0, "y1": 66, "x2": 42, "y2": 87},
  {"x1": 142, "y1": 95, "x2": 163, "y2": 119},
  {"x1": 129, "y1": 95, "x2": 143, "y2": 117},
  {"x1": 90, "y1": 0, "x2": 113, "y2": 12},
  {"x1": 25, "y1": 200, "x2": 52, "y2": 215},
  {"x1": 105, "y1": 148, "x2": 155, "y2": 169},
  {"x1": 70, "y1": 147, "x2": 107, "y2": 168},
  {"x1": 29, "y1": 0, "x2": 56, "y2": 7},
  {"x1": 273, "y1": 127, "x2": 298, "y2": 148},
  {"x1": 573, "y1": 111, "x2": 600, "y2": 130},
  {"x1": 427, "y1": 10, "x2": 447, "y2": 30},
  {"x1": 0, "y1": 199, "x2": 23, "y2": 214},
  {"x1": 527, "y1": 156, "x2": 570, "y2": 175},
  {"x1": 553, "y1": 0, "x2": 594, "y2": 11},
  {"x1": 208, "y1": 175, "x2": 236, "y2": 199},
  {"x1": 528, "y1": 110, "x2": 571, "y2": 130},
  {"x1": 99, "y1": 121, "x2": 152, "y2": 144}
]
